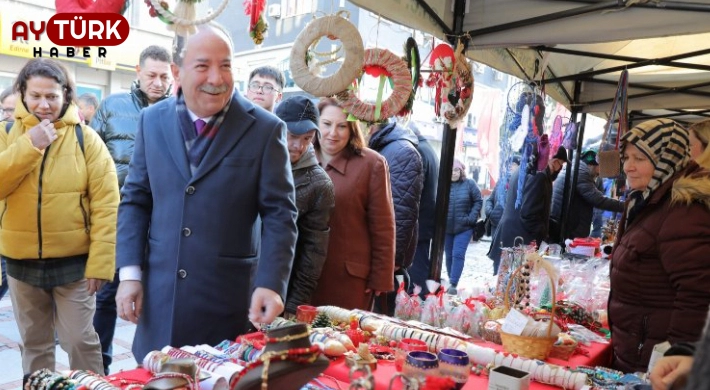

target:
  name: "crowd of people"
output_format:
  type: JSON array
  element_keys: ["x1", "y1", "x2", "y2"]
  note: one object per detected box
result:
[{"x1": 1, "y1": 22, "x2": 710, "y2": 390}]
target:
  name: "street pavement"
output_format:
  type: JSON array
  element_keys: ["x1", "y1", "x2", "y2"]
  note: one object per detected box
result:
[{"x1": 0, "y1": 238, "x2": 496, "y2": 387}]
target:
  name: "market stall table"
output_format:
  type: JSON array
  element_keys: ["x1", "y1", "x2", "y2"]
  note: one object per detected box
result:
[
  {"x1": 325, "y1": 339, "x2": 611, "y2": 389},
  {"x1": 107, "y1": 340, "x2": 610, "y2": 389}
]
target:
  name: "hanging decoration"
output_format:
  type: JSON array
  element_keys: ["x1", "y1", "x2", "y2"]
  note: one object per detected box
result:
[
  {"x1": 243, "y1": 0, "x2": 268, "y2": 44},
  {"x1": 441, "y1": 41, "x2": 474, "y2": 126},
  {"x1": 399, "y1": 37, "x2": 421, "y2": 117},
  {"x1": 515, "y1": 93, "x2": 545, "y2": 209},
  {"x1": 148, "y1": 0, "x2": 230, "y2": 36},
  {"x1": 549, "y1": 115, "x2": 565, "y2": 160},
  {"x1": 56, "y1": 0, "x2": 128, "y2": 14},
  {"x1": 425, "y1": 43, "x2": 455, "y2": 117},
  {"x1": 290, "y1": 13, "x2": 365, "y2": 98},
  {"x1": 336, "y1": 48, "x2": 412, "y2": 124},
  {"x1": 144, "y1": 0, "x2": 172, "y2": 24}
]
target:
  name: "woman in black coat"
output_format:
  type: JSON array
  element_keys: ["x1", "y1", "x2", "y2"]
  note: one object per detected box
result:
[{"x1": 444, "y1": 159, "x2": 483, "y2": 293}]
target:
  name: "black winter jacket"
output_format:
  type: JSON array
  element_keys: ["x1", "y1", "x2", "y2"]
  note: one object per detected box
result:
[
  {"x1": 90, "y1": 81, "x2": 169, "y2": 187},
  {"x1": 484, "y1": 180, "x2": 506, "y2": 233},
  {"x1": 369, "y1": 123, "x2": 424, "y2": 269},
  {"x1": 446, "y1": 178, "x2": 483, "y2": 235},
  {"x1": 550, "y1": 161, "x2": 623, "y2": 239},
  {"x1": 285, "y1": 147, "x2": 335, "y2": 314},
  {"x1": 415, "y1": 134, "x2": 439, "y2": 241},
  {"x1": 488, "y1": 168, "x2": 554, "y2": 262}
]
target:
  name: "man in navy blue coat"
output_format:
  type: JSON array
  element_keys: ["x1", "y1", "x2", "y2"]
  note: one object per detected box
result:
[{"x1": 115, "y1": 24, "x2": 298, "y2": 362}]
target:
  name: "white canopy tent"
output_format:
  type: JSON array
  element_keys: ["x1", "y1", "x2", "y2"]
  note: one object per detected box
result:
[
  {"x1": 349, "y1": 0, "x2": 710, "y2": 124},
  {"x1": 347, "y1": 0, "x2": 710, "y2": 277}
]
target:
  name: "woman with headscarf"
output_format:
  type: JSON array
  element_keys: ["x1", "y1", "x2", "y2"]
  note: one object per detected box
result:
[
  {"x1": 444, "y1": 159, "x2": 483, "y2": 294},
  {"x1": 688, "y1": 119, "x2": 710, "y2": 168},
  {"x1": 609, "y1": 118, "x2": 710, "y2": 373}
]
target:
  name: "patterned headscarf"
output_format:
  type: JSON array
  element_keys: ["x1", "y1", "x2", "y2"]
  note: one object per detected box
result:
[{"x1": 620, "y1": 119, "x2": 690, "y2": 224}]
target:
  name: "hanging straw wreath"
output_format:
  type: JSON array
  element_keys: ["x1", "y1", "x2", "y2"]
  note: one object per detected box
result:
[
  {"x1": 441, "y1": 42, "x2": 474, "y2": 126},
  {"x1": 290, "y1": 13, "x2": 365, "y2": 98},
  {"x1": 336, "y1": 48, "x2": 412, "y2": 124},
  {"x1": 56, "y1": 0, "x2": 128, "y2": 14},
  {"x1": 148, "y1": 0, "x2": 229, "y2": 36}
]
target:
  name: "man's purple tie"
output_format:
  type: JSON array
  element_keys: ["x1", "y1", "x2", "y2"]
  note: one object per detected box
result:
[{"x1": 194, "y1": 119, "x2": 207, "y2": 136}]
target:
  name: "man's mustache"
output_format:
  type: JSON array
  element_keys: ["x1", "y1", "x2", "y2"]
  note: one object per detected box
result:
[{"x1": 200, "y1": 84, "x2": 229, "y2": 94}]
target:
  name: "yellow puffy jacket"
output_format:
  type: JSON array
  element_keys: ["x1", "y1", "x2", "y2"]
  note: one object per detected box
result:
[{"x1": 0, "y1": 102, "x2": 119, "y2": 281}]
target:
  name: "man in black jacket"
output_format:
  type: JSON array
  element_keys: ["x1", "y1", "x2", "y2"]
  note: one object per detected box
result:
[
  {"x1": 274, "y1": 96, "x2": 334, "y2": 317},
  {"x1": 550, "y1": 150, "x2": 623, "y2": 240},
  {"x1": 90, "y1": 45, "x2": 172, "y2": 375},
  {"x1": 488, "y1": 146, "x2": 568, "y2": 274},
  {"x1": 368, "y1": 121, "x2": 424, "y2": 315},
  {"x1": 406, "y1": 122, "x2": 440, "y2": 298}
]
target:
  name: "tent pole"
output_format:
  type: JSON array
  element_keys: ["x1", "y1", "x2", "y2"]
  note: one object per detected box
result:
[
  {"x1": 429, "y1": 0, "x2": 467, "y2": 285},
  {"x1": 565, "y1": 112, "x2": 588, "y2": 239},
  {"x1": 535, "y1": 46, "x2": 710, "y2": 72},
  {"x1": 544, "y1": 48, "x2": 710, "y2": 84},
  {"x1": 429, "y1": 122, "x2": 457, "y2": 282},
  {"x1": 557, "y1": 80, "x2": 582, "y2": 244}
]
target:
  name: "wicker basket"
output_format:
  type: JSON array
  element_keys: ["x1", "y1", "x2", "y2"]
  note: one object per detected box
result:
[
  {"x1": 548, "y1": 340, "x2": 578, "y2": 361},
  {"x1": 499, "y1": 266, "x2": 557, "y2": 360}
]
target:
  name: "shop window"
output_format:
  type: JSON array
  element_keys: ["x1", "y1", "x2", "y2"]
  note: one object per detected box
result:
[{"x1": 282, "y1": 0, "x2": 316, "y2": 18}]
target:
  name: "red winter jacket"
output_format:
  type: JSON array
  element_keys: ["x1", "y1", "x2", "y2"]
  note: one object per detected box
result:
[{"x1": 609, "y1": 161, "x2": 710, "y2": 373}]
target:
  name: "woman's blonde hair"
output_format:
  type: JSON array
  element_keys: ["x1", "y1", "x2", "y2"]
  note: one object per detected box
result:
[{"x1": 688, "y1": 119, "x2": 710, "y2": 168}]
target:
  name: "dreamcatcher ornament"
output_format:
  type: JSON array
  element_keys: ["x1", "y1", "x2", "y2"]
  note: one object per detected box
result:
[
  {"x1": 243, "y1": 0, "x2": 268, "y2": 44},
  {"x1": 290, "y1": 13, "x2": 364, "y2": 98},
  {"x1": 148, "y1": 0, "x2": 229, "y2": 36},
  {"x1": 336, "y1": 48, "x2": 412, "y2": 124},
  {"x1": 56, "y1": 0, "x2": 128, "y2": 14}
]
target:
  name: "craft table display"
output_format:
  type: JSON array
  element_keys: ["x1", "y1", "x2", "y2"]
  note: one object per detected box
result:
[
  {"x1": 106, "y1": 338, "x2": 611, "y2": 390},
  {"x1": 324, "y1": 339, "x2": 611, "y2": 389}
]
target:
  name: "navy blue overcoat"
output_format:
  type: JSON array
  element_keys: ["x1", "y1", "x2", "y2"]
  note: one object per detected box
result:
[{"x1": 116, "y1": 91, "x2": 297, "y2": 361}]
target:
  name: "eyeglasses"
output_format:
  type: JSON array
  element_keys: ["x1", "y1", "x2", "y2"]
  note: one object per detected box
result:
[
  {"x1": 248, "y1": 82, "x2": 279, "y2": 94},
  {"x1": 1, "y1": 108, "x2": 13, "y2": 114}
]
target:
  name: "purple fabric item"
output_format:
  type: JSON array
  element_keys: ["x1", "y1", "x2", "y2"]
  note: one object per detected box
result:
[{"x1": 195, "y1": 119, "x2": 207, "y2": 136}]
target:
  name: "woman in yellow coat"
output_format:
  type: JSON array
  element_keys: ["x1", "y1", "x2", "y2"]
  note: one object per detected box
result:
[{"x1": 0, "y1": 58, "x2": 119, "y2": 378}]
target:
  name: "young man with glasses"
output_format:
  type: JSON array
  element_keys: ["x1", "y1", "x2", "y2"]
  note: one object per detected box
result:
[{"x1": 246, "y1": 65, "x2": 284, "y2": 112}]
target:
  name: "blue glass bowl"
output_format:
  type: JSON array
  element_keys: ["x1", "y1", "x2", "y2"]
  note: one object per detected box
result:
[
  {"x1": 405, "y1": 351, "x2": 439, "y2": 370},
  {"x1": 438, "y1": 348, "x2": 470, "y2": 366}
]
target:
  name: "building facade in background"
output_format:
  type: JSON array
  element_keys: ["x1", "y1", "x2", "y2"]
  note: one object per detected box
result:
[{"x1": 0, "y1": 0, "x2": 173, "y2": 99}]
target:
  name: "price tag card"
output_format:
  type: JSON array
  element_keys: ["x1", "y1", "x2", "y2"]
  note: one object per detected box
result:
[{"x1": 501, "y1": 308, "x2": 529, "y2": 336}]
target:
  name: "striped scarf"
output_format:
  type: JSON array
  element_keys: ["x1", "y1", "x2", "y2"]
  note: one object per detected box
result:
[
  {"x1": 176, "y1": 90, "x2": 231, "y2": 169},
  {"x1": 620, "y1": 119, "x2": 690, "y2": 225}
]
